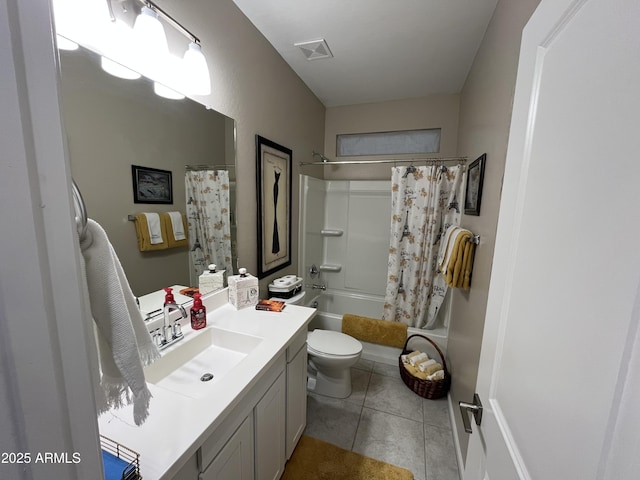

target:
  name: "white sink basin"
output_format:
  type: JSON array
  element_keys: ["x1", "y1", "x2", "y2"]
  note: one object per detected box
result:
[{"x1": 144, "y1": 327, "x2": 263, "y2": 398}]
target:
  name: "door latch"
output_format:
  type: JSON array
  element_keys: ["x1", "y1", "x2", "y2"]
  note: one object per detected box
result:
[{"x1": 459, "y1": 393, "x2": 483, "y2": 434}]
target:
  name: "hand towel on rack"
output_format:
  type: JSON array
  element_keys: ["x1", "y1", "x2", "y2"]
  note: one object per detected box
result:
[
  {"x1": 134, "y1": 213, "x2": 168, "y2": 251},
  {"x1": 462, "y1": 238, "x2": 476, "y2": 290},
  {"x1": 80, "y1": 219, "x2": 160, "y2": 426},
  {"x1": 437, "y1": 226, "x2": 462, "y2": 275},
  {"x1": 145, "y1": 212, "x2": 163, "y2": 244},
  {"x1": 442, "y1": 229, "x2": 476, "y2": 289},
  {"x1": 162, "y1": 212, "x2": 188, "y2": 248},
  {"x1": 446, "y1": 229, "x2": 471, "y2": 287}
]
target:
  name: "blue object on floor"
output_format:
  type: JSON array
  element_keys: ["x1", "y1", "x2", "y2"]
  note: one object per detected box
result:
[{"x1": 102, "y1": 449, "x2": 136, "y2": 480}]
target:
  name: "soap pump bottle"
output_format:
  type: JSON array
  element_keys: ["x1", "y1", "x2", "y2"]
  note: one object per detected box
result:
[
  {"x1": 164, "y1": 287, "x2": 176, "y2": 310},
  {"x1": 190, "y1": 292, "x2": 206, "y2": 330}
]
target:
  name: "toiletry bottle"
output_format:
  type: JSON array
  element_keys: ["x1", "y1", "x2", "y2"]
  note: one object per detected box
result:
[
  {"x1": 164, "y1": 287, "x2": 176, "y2": 311},
  {"x1": 190, "y1": 292, "x2": 207, "y2": 330}
]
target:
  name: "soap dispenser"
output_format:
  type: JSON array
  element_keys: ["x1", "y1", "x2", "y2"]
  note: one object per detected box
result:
[
  {"x1": 164, "y1": 287, "x2": 176, "y2": 310},
  {"x1": 190, "y1": 292, "x2": 206, "y2": 330}
]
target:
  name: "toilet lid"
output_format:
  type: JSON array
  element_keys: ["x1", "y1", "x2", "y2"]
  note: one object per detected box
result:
[{"x1": 307, "y1": 329, "x2": 362, "y2": 356}]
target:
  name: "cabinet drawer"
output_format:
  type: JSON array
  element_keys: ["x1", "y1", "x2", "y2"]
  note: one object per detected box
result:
[{"x1": 286, "y1": 329, "x2": 307, "y2": 362}]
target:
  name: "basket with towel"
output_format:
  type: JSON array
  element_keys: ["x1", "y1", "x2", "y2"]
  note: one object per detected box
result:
[{"x1": 399, "y1": 334, "x2": 451, "y2": 399}]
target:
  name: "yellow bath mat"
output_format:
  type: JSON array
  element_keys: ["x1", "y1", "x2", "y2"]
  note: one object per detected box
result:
[
  {"x1": 282, "y1": 435, "x2": 414, "y2": 480},
  {"x1": 342, "y1": 314, "x2": 407, "y2": 348}
]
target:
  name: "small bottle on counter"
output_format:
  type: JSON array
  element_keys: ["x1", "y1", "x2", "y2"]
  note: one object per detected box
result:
[
  {"x1": 190, "y1": 292, "x2": 207, "y2": 330},
  {"x1": 199, "y1": 264, "x2": 226, "y2": 295}
]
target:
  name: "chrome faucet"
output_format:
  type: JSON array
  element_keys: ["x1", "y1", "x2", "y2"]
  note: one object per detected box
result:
[
  {"x1": 159, "y1": 302, "x2": 187, "y2": 350},
  {"x1": 307, "y1": 283, "x2": 327, "y2": 291}
]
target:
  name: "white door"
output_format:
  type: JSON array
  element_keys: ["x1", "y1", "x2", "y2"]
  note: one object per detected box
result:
[{"x1": 462, "y1": 0, "x2": 640, "y2": 479}]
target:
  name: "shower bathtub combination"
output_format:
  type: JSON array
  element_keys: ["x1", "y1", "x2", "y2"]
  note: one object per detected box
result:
[{"x1": 299, "y1": 175, "x2": 450, "y2": 363}]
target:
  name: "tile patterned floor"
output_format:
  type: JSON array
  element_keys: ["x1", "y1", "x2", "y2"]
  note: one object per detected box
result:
[{"x1": 304, "y1": 359, "x2": 459, "y2": 480}]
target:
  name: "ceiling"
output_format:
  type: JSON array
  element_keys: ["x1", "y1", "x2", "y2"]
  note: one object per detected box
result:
[{"x1": 231, "y1": 0, "x2": 499, "y2": 107}]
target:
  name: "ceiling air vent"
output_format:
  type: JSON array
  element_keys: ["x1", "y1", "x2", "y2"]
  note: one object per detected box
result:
[{"x1": 294, "y1": 39, "x2": 333, "y2": 60}]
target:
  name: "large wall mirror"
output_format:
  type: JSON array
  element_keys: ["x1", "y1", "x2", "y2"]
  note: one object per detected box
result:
[{"x1": 59, "y1": 46, "x2": 237, "y2": 298}]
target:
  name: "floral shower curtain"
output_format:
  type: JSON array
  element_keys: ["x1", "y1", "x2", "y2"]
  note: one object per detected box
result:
[
  {"x1": 185, "y1": 170, "x2": 233, "y2": 285},
  {"x1": 382, "y1": 165, "x2": 465, "y2": 329}
]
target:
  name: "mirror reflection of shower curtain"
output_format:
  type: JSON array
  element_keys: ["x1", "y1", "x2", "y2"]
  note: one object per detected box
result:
[
  {"x1": 382, "y1": 165, "x2": 465, "y2": 329},
  {"x1": 185, "y1": 170, "x2": 233, "y2": 286}
]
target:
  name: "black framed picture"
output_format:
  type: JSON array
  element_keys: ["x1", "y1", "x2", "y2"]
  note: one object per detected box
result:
[
  {"x1": 131, "y1": 165, "x2": 173, "y2": 204},
  {"x1": 256, "y1": 135, "x2": 292, "y2": 278},
  {"x1": 464, "y1": 153, "x2": 486, "y2": 216}
]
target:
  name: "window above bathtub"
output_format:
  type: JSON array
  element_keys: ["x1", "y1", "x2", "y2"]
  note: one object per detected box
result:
[{"x1": 336, "y1": 128, "x2": 441, "y2": 157}]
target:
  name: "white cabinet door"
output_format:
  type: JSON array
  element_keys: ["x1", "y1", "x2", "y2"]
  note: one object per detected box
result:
[
  {"x1": 199, "y1": 415, "x2": 254, "y2": 480},
  {"x1": 286, "y1": 344, "x2": 307, "y2": 459},
  {"x1": 255, "y1": 372, "x2": 286, "y2": 480},
  {"x1": 463, "y1": 0, "x2": 640, "y2": 478}
]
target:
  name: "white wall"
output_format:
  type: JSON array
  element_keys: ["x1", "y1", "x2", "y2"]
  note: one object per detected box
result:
[{"x1": 300, "y1": 177, "x2": 391, "y2": 298}]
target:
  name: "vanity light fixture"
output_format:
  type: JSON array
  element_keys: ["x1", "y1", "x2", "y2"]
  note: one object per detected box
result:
[
  {"x1": 100, "y1": 19, "x2": 141, "y2": 79},
  {"x1": 132, "y1": 5, "x2": 169, "y2": 79},
  {"x1": 134, "y1": 0, "x2": 211, "y2": 96},
  {"x1": 53, "y1": 0, "x2": 211, "y2": 97},
  {"x1": 183, "y1": 42, "x2": 211, "y2": 96}
]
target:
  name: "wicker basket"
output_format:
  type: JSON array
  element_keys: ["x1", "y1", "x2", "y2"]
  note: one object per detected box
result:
[{"x1": 399, "y1": 334, "x2": 451, "y2": 399}]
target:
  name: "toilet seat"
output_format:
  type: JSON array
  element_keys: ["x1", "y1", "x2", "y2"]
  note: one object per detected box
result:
[{"x1": 307, "y1": 329, "x2": 362, "y2": 357}]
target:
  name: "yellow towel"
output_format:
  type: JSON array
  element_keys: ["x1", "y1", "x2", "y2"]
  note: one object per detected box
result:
[
  {"x1": 161, "y1": 212, "x2": 188, "y2": 248},
  {"x1": 445, "y1": 230, "x2": 471, "y2": 287},
  {"x1": 134, "y1": 213, "x2": 168, "y2": 251},
  {"x1": 462, "y1": 240, "x2": 476, "y2": 290},
  {"x1": 342, "y1": 314, "x2": 408, "y2": 348}
]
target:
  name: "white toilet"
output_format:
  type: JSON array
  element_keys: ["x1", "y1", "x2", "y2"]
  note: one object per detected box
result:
[
  {"x1": 269, "y1": 284, "x2": 363, "y2": 399},
  {"x1": 306, "y1": 329, "x2": 362, "y2": 399}
]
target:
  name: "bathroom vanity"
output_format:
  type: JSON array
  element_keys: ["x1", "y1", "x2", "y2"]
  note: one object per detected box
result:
[{"x1": 98, "y1": 289, "x2": 315, "y2": 480}]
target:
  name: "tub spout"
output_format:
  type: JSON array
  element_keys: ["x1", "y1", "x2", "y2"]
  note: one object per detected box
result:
[{"x1": 307, "y1": 283, "x2": 326, "y2": 291}]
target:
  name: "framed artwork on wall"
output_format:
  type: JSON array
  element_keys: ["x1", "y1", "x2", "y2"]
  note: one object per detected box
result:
[
  {"x1": 464, "y1": 153, "x2": 486, "y2": 216},
  {"x1": 131, "y1": 165, "x2": 173, "y2": 204},
  {"x1": 255, "y1": 135, "x2": 292, "y2": 278}
]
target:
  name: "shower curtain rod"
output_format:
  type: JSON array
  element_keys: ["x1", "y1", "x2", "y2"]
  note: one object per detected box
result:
[
  {"x1": 185, "y1": 164, "x2": 235, "y2": 170},
  {"x1": 298, "y1": 156, "x2": 467, "y2": 167}
]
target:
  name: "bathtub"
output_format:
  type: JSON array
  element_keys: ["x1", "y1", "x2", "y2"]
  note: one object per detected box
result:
[{"x1": 305, "y1": 289, "x2": 448, "y2": 366}]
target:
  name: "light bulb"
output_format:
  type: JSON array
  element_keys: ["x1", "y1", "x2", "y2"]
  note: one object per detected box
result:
[
  {"x1": 154, "y1": 82, "x2": 185, "y2": 100},
  {"x1": 183, "y1": 42, "x2": 211, "y2": 95},
  {"x1": 133, "y1": 6, "x2": 169, "y2": 79},
  {"x1": 100, "y1": 20, "x2": 141, "y2": 80}
]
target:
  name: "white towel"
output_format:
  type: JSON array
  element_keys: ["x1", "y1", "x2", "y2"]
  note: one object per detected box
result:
[
  {"x1": 144, "y1": 212, "x2": 163, "y2": 244},
  {"x1": 167, "y1": 211, "x2": 186, "y2": 241},
  {"x1": 439, "y1": 226, "x2": 466, "y2": 275},
  {"x1": 80, "y1": 219, "x2": 160, "y2": 426}
]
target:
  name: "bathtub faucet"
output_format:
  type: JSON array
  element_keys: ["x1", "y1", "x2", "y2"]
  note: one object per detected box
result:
[{"x1": 307, "y1": 283, "x2": 327, "y2": 291}]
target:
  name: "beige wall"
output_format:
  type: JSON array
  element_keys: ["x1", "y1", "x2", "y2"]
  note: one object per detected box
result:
[
  {"x1": 165, "y1": 0, "x2": 326, "y2": 292},
  {"x1": 323, "y1": 95, "x2": 460, "y2": 180},
  {"x1": 449, "y1": 0, "x2": 541, "y2": 461}
]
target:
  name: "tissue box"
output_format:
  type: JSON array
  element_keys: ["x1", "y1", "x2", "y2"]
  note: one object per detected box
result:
[{"x1": 228, "y1": 270, "x2": 259, "y2": 309}]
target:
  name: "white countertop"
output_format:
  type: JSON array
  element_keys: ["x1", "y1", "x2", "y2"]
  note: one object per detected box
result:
[{"x1": 98, "y1": 293, "x2": 315, "y2": 479}]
